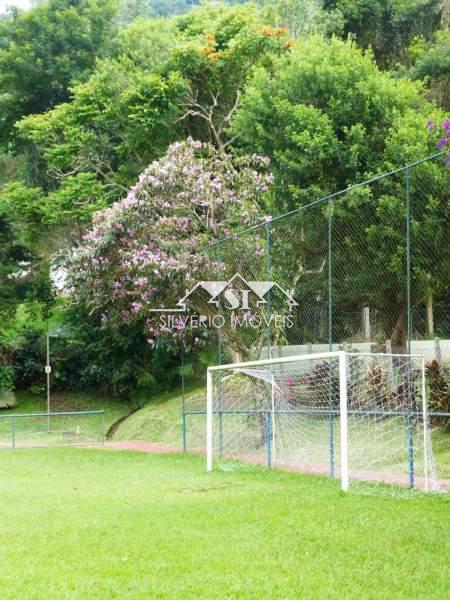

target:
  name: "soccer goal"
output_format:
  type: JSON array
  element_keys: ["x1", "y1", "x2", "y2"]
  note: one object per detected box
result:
[{"x1": 206, "y1": 351, "x2": 438, "y2": 492}]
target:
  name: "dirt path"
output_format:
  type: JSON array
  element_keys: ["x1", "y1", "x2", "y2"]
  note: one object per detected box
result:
[{"x1": 101, "y1": 441, "x2": 450, "y2": 492}]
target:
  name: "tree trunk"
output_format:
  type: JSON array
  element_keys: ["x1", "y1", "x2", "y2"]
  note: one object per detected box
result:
[
  {"x1": 391, "y1": 307, "x2": 407, "y2": 351},
  {"x1": 231, "y1": 348, "x2": 242, "y2": 364}
]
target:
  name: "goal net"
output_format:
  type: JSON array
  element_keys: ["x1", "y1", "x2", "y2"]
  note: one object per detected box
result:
[{"x1": 206, "y1": 351, "x2": 439, "y2": 492}]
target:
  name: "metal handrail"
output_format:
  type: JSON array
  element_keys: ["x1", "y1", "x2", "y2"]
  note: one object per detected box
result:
[{"x1": 0, "y1": 410, "x2": 104, "y2": 419}]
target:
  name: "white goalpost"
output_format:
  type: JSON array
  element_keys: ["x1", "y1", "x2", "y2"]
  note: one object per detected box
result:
[{"x1": 206, "y1": 351, "x2": 437, "y2": 492}]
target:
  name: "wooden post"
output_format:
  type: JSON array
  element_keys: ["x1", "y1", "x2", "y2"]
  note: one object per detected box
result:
[
  {"x1": 362, "y1": 306, "x2": 371, "y2": 341},
  {"x1": 426, "y1": 293, "x2": 434, "y2": 337},
  {"x1": 434, "y1": 338, "x2": 441, "y2": 365}
]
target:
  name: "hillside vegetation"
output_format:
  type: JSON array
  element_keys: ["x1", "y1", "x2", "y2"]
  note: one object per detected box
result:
[{"x1": 0, "y1": 0, "x2": 448, "y2": 401}]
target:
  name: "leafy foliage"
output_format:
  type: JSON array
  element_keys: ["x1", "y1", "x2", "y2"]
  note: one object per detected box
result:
[
  {"x1": 0, "y1": 214, "x2": 33, "y2": 320},
  {"x1": 426, "y1": 360, "x2": 450, "y2": 428},
  {"x1": 322, "y1": 0, "x2": 444, "y2": 67},
  {"x1": 0, "y1": 0, "x2": 448, "y2": 397},
  {"x1": 0, "y1": 0, "x2": 118, "y2": 146},
  {"x1": 231, "y1": 35, "x2": 440, "y2": 211},
  {"x1": 407, "y1": 30, "x2": 450, "y2": 110}
]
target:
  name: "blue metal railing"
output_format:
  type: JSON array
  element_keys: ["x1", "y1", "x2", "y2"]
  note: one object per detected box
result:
[{"x1": 0, "y1": 410, "x2": 105, "y2": 450}]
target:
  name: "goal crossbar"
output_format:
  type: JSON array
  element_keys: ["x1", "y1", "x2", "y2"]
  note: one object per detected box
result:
[{"x1": 207, "y1": 351, "x2": 425, "y2": 372}]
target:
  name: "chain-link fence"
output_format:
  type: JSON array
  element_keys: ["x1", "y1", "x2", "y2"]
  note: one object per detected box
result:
[
  {"x1": 177, "y1": 152, "x2": 449, "y2": 486},
  {"x1": 204, "y1": 152, "x2": 449, "y2": 369}
]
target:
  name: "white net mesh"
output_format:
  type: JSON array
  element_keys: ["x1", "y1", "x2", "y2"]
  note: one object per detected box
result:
[{"x1": 208, "y1": 352, "x2": 440, "y2": 492}]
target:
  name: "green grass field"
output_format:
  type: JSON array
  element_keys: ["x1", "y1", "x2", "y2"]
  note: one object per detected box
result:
[{"x1": 1, "y1": 448, "x2": 449, "y2": 599}]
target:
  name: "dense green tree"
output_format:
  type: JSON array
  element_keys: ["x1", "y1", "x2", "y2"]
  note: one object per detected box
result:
[
  {"x1": 1, "y1": 0, "x2": 448, "y2": 391},
  {"x1": 0, "y1": 0, "x2": 118, "y2": 145},
  {"x1": 231, "y1": 35, "x2": 440, "y2": 211},
  {"x1": 323, "y1": 0, "x2": 443, "y2": 67},
  {"x1": 16, "y1": 60, "x2": 186, "y2": 220},
  {"x1": 409, "y1": 30, "x2": 450, "y2": 110},
  {"x1": 11, "y1": 4, "x2": 286, "y2": 233},
  {"x1": 231, "y1": 35, "x2": 448, "y2": 348},
  {"x1": 114, "y1": 16, "x2": 176, "y2": 70},
  {"x1": 0, "y1": 214, "x2": 33, "y2": 321},
  {"x1": 115, "y1": 0, "x2": 155, "y2": 24},
  {"x1": 262, "y1": 0, "x2": 344, "y2": 38},
  {"x1": 170, "y1": 3, "x2": 290, "y2": 148}
]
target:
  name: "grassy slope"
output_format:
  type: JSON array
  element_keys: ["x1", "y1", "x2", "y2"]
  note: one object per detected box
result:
[
  {"x1": 432, "y1": 428, "x2": 450, "y2": 478},
  {"x1": 113, "y1": 387, "x2": 204, "y2": 449},
  {"x1": 0, "y1": 449, "x2": 449, "y2": 599},
  {"x1": 7, "y1": 391, "x2": 132, "y2": 427}
]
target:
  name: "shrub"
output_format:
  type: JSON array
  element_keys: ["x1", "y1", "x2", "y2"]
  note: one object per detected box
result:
[
  {"x1": 0, "y1": 365, "x2": 16, "y2": 409},
  {"x1": 426, "y1": 360, "x2": 450, "y2": 429},
  {"x1": 0, "y1": 388, "x2": 16, "y2": 409}
]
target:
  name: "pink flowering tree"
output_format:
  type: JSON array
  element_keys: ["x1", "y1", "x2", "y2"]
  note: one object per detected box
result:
[{"x1": 67, "y1": 138, "x2": 273, "y2": 348}]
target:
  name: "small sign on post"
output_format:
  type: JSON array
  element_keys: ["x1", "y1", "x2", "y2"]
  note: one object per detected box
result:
[{"x1": 45, "y1": 365, "x2": 52, "y2": 374}]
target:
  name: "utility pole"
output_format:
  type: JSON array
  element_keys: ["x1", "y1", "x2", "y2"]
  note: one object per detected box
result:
[{"x1": 45, "y1": 320, "x2": 51, "y2": 432}]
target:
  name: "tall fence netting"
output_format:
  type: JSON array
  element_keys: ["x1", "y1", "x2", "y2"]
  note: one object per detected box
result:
[{"x1": 181, "y1": 153, "x2": 449, "y2": 490}]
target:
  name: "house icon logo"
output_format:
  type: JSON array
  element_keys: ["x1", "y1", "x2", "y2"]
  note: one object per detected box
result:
[{"x1": 150, "y1": 273, "x2": 298, "y2": 313}]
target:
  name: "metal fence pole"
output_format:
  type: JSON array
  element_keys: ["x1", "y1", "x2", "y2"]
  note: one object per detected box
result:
[
  {"x1": 181, "y1": 335, "x2": 187, "y2": 452},
  {"x1": 206, "y1": 369, "x2": 213, "y2": 471},
  {"x1": 217, "y1": 243, "x2": 222, "y2": 365},
  {"x1": 328, "y1": 200, "x2": 335, "y2": 478},
  {"x1": 11, "y1": 415, "x2": 16, "y2": 449},
  {"x1": 101, "y1": 410, "x2": 105, "y2": 444},
  {"x1": 328, "y1": 200, "x2": 333, "y2": 351},
  {"x1": 339, "y1": 352, "x2": 349, "y2": 492},
  {"x1": 421, "y1": 357, "x2": 429, "y2": 493},
  {"x1": 407, "y1": 409, "x2": 414, "y2": 488},
  {"x1": 46, "y1": 322, "x2": 51, "y2": 433},
  {"x1": 265, "y1": 221, "x2": 272, "y2": 359},
  {"x1": 405, "y1": 167, "x2": 412, "y2": 354},
  {"x1": 182, "y1": 411, "x2": 187, "y2": 452},
  {"x1": 216, "y1": 243, "x2": 223, "y2": 454},
  {"x1": 266, "y1": 411, "x2": 272, "y2": 468},
  {"x1": 405, "y1": 166, "x2": 416, "y2": 488}
]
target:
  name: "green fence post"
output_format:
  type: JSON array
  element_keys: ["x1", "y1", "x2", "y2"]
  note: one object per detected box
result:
[
  {"x1": 101, "y1": 410, "x2": 105, "y2": 444},
  {"x1": 266, "y1": 411, "x2": 272, "y2": 468},
  {"x1": 405, "y1": 162, "x2": 416, "y2": 489},
  {"x1": 216, "y1": 244, "x2": 224, "y2": 453},
  {"x1": 328, "y1": 199, "x2": 333, "y2": 350},
  {"x1": 181, "y1": 335, "x2": 187, "y2": 452},
  {"x1": 182, "y1": 412, "x2": 187, "y2": 452},
  {"x1": 405, "y1": 167, "x2": 412, "y2": 353},
  {"x1": 328, "y1": 200, "x2": 335, "y2": 478},
  {"x1": 265, "y1": 221, "x2": 272, "y2": 358},
  {"x1": 216, "y1": 243, "x2": 222, "y2": 365}
]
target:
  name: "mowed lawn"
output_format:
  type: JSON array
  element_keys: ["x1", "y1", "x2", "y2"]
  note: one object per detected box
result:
[{"x1": 0, "y1": 450, "x2": 449, "y2": 600}]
